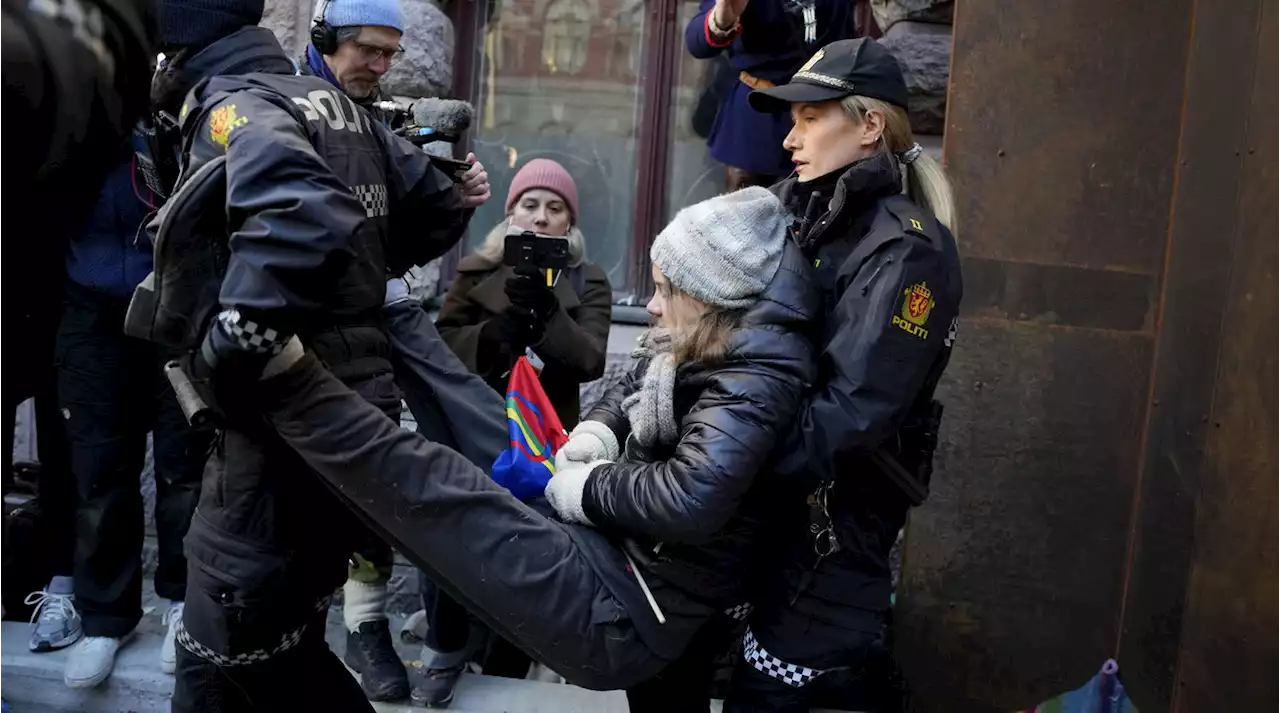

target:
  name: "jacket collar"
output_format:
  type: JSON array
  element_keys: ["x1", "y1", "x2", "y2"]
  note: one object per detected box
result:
[
  {"x1": 154, "y1": 27, "x2": 296, "y2": 113},
  {"x1": 774, "y1": 151, "x2": 903, "y2": 251}
]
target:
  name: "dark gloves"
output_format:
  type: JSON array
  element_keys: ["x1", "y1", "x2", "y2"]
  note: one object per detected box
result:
[
  {"x1": 505, "y1": 266, "x2": 560, "y2": 323},
  {"x1": 176, "y1": 318, "x2": 279, "y2": 430}
]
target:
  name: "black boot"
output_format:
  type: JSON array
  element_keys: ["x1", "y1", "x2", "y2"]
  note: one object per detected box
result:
[
  {"x1": 411, "y1": 661, "x2": 465, "y2": 708},
  {"x1": 344, "y1": 620, "x2": 410, "y2": 701}
]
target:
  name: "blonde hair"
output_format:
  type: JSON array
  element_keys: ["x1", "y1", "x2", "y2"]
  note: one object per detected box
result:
[
  {"x1": 472, "y1": 218, "x2": 587, "y2": 269},
  {"x1": 656, "y1": 275, "x2": 742, "y2": 365},
  {"x1": 840, "y1": 95, "x2": 958, "y2": 238}
]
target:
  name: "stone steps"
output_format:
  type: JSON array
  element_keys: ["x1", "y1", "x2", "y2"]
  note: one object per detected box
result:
[{"x1": 1, "y1": 621, "x2": 852, "y2": 713}]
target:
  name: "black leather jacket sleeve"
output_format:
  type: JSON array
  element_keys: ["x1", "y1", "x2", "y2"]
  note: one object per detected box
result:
[
  {"x1": 582, "y1": 362, "x2": 802, "y2": 544},
  {"x1": 375, "y1": 124, "x2": 471, "y2": 276},
  {"x1": 774, "y1": 234, "x2": 958, "y2": 484},
  {"x1": 197, "y1": 90, "x2": 365, "y2": 336}
]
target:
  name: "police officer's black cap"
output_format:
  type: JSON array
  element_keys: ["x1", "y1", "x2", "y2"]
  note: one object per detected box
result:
[{"x1": 750, "y1": 38, "x2": 909, "y2": 114}]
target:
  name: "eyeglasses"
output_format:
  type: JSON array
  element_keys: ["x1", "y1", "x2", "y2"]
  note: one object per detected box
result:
[{"x1": 354, "y1": 41, "x2": 403, "y2": 65}]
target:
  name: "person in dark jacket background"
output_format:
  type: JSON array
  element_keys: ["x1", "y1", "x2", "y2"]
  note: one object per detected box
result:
[
  {"x1": 220, "y1": 186, "x2": 816, "y2": 698},
  {"x1": 135, "y1": 0, "x2": 487, "y2": 708},
  {"x1": 47, "y1": 139, "x2": 213, "y2": 690},
  {"x1": 3, "y1": 0, "x2": 155, "y2": 295},
  {"x1": 436, "y1": 158, "x2": 612, "y2": 430},
  {"x1": 418, "y1": 158, "x2": 610, "y2": 705},
  {"x1": 685, "y1": 0, "x2": 855, "y2": 191},
  {"x1": 721, "y1": 38, "x2": 963, "y2": 712}
]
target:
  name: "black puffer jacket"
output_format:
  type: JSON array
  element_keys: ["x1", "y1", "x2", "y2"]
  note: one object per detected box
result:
[{"x1": 579, "y1": 240, "x2": 818, "y2": 613}]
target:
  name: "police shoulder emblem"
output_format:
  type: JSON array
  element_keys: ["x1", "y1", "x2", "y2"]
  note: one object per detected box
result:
[
  {"x1": 797, "y1": 48, "x2": 825, "y2": 75},
  {"x1": 209, "y1": 104, "x2": 248, "y2": 149},
  {"x1": 891, "y1": 282, "x2": 934, "y2": 339},
  {"x1": 902, "y1": 282, "x2": 934, "y2": 325}
]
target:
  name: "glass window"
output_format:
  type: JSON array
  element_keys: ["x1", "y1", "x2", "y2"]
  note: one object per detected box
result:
[
  {"x1": 665, "y1": 0, "x2": 726, "y2": 222},
  {"x1": 466, "y1": 0, "x2": 648, "y2": 301}
]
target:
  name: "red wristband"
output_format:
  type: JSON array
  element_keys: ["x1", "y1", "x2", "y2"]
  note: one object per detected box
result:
[{"x1": 704, "y1": 12, "x2": 739, "y2": 48}]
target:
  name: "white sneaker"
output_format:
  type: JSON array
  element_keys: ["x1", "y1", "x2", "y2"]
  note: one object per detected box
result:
[
  {"x1": 24, "y1": 585, "x2": 82, "y2": 652},
  {"x1": 161, "y1": 602, "x2": 184, "y2": 674},
  {"x1": 64, "y1": 635, "x2": 128, "y2": 689}
]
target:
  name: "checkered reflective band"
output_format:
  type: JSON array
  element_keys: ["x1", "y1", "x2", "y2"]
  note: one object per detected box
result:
[
  {"x1": 176, "y1": 596, "x2": 332, "y2": 666},
  {"x1": 217, "y1": 309, "x2": 288, "y2": 355},
  {"x1": 724, "y1": 602, "x2": 754, "y2": 621},
  {"x1": 352, "y1": 183, "x2": 389, "y2": 218},
  {"x1": 742, "y1": 628, "x2": 826, "y2": 688}
]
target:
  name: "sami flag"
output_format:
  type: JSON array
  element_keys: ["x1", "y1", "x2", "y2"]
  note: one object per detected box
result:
[
  {"x1": 1016, "y1": 660, "x2": 1138, "y2": 713},
  {"x1": 490, "y1": 357, "x2": 569, "y2": 500}
]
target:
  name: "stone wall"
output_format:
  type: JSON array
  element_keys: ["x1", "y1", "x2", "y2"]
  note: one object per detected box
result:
[{"x1": 874, "y1": 0, "x2": 955, "y2": 136}]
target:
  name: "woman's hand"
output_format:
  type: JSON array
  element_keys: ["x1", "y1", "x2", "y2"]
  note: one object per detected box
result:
[
  {"x1": 505, "y1": 268, "x2": 560, "y2": 322},
  {"x1": 711, "y1": 0, "x2": 748, "y2": 32}
]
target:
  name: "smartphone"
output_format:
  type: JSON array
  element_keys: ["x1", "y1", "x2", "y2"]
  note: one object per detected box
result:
[
  {"x1": 428, "y1": 154, "x2": 473, "y2": 182},
  {"x1": 502, "y1": 227, "x2": 571, "y2": 271}
]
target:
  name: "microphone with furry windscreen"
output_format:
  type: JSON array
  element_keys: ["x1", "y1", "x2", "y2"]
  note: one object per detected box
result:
[{"x1": 376, "y1": 98, "x2": 475, "y2": 146}]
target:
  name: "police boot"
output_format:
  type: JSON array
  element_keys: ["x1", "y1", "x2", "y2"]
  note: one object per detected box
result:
[
  {"x1": 344, "y1": 619, "x2": 410, "y2": 701},
  {"x1": 343, "y1": 578, "x2": 409, "y2": 701}
]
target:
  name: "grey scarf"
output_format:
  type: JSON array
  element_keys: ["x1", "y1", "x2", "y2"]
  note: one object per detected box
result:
[{"x1": 622, "y1": 329, "x2": 679, "y2": 447}]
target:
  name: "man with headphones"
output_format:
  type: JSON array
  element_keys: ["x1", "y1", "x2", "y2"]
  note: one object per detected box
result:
[
  {"x1": 301, "y1": 0, "x2": 461, "y2": 703},
  {"x1": 305, "y1": 0, "x2": 402, "y2": 105}
]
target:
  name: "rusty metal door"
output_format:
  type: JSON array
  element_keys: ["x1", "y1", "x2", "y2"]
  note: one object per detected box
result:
[{"x1": 895, "y1": 1, "x2": 1277, "y2": 711}]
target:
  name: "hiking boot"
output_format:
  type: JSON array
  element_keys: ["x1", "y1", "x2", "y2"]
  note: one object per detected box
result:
[
  {"x1": 25, "y1": 578, "x2": 81, "y2": 652},
  {"x1": 411, "y1": 661, "x2": 465, "y2": 708},
  {"x1": 344, "y1": 620, "x2": 410, "y2": 701}
]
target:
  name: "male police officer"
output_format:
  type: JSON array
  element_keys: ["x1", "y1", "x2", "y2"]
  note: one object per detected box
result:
[{"x1": 139, "y1": 0, "x2": 489, "y2": 709}]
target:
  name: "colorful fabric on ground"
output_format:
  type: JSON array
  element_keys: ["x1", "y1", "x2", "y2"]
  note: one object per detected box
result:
[
  {"x1": 1018, "y1": 660, "x2": 1138, "y2": 713},
  {"x1": 490, "y1": 357, "x2": 569, "y2": 500}
]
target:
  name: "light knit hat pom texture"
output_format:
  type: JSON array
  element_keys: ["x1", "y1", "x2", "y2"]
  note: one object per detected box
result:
[{"x1": 650, "y1": 186, "x2": 790, "y2": 310}]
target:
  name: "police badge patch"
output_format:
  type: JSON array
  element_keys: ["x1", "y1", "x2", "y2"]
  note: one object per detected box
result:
[
  {"x1": 891, "y1": 282, "x2": 933, "y2": 339},
  {"x1": 209, "y1": 104, "x2": 248, "y2": 149}
]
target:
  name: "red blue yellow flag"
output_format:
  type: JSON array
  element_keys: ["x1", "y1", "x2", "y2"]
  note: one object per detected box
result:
[{"x1": 490, "y1": 357, "x2": 569, "y2": 500}]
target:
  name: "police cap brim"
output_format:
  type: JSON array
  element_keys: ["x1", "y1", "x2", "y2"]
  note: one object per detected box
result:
[{"x1": 749, "y1": 82, "x2": 851, "y2": 114}]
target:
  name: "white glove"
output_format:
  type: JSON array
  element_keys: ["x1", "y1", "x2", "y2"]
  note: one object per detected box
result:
[
  {"x1": 554, "y1": 420, "x2": 619, "y2": 473},
  {"x1": 545, "y1": 459, "x2": 610, "y2": 525}
]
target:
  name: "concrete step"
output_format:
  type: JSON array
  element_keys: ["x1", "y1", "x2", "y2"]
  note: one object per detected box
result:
[{"x1": 0, "y1": 621, "x2": 852, "y2": 712}]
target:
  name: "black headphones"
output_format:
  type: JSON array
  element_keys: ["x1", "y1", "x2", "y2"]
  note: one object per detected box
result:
[{"x1": 310, "y1": 0, "x2": 338, "y2": 55}]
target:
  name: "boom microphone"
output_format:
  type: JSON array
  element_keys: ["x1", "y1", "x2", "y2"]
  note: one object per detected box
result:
[{"x1": 410, "y1": 98, "x2": 474, "y2": 140}]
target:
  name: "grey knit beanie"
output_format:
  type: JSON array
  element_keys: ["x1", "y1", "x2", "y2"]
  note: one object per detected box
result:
[{"x1": 650, "y1": 186, "x2": 789, "y2": 310}]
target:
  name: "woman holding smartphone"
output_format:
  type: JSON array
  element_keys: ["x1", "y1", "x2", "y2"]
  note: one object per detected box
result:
[
  {"x1": 435, "y1": 158, "x2": 612, "y2": 429},
  {"x1": 423, "y1": 158, "x2": 612, "y2": 705}
]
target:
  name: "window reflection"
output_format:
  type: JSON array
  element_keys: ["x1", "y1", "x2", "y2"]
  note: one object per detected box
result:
[
  {"x1": 543, "y1": 0, "x2": 592, "y2": 74},
  {"x1": 665, "y1": 0, "x2": 724, "y2": 222},
  {"x1": 468, "y1": 0, "x2": 648, "y2": 300}
]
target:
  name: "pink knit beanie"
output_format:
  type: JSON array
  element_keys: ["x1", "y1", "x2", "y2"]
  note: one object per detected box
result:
[{"x1": 505, "y1": 159, "x2": 580, "y2": 223}]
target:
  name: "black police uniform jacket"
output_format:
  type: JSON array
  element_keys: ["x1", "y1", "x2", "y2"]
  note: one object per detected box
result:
[
  {"x1": 147, "y1": 28, "x2": 469, "y2": 655},
  {"x1": 758, "y1": 151, "x2": 963, "y2": 655},
  {"x1": 579, "y1": 241, "x2": 819, "y2": 618}
]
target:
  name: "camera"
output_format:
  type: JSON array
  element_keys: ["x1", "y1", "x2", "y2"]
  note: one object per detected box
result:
[{"x1": 503, "y1": 227, "x2": 571, "y2": 271}]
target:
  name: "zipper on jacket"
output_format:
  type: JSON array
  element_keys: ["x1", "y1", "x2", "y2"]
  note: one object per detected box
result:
[{"x1": 861, "y1": 254, "x2": 894, "y2": 295}]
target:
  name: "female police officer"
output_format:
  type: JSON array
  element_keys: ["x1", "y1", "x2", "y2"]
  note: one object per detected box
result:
[{"x1": 725, "y1": 37, "x2": 963, "y2": 711}]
